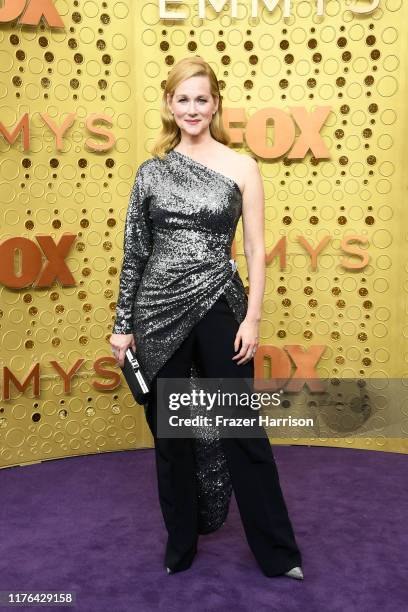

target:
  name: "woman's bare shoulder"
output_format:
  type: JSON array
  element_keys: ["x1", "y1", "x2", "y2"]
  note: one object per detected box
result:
[
  {"x1": 230, "y1": 150, "x2": 259, "y2": 178},
  {"x1": 219, "y1": 145, "x2": 257, "y2": 167},
  {"x1": 215, "y1": 145, "x2": 259, "y2": 191}
]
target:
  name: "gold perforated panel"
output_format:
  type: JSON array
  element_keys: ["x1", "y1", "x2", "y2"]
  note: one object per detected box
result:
[{"x1": 1, "y1": 1, "x2": 407, "y2": 468}]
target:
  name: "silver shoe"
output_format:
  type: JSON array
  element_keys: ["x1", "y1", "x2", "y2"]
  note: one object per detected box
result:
[
  {"x1": 166, "y1": 567, "x2": 172, "y2": 574},
  {"x1": 284, "y1": 566, "x2": 304, "y2": 580}
]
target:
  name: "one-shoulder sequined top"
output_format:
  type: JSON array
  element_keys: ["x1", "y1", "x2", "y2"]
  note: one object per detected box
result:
[{"x1": 113, "y1": 148, "x2": 249, "y2": 534}]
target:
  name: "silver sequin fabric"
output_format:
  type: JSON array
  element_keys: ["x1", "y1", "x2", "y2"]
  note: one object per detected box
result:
[{"x1": 113, "y1": 148, "x2": 249, "y2": 534}]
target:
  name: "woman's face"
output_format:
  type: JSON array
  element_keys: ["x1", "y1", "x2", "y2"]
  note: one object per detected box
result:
[{"x1": 167, "y1": 75, "x2": 218, "y2": 137}]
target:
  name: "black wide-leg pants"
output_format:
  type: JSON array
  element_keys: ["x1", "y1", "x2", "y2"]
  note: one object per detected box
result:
[{"x1": 144, "y1": 294, "x2": 303, "y2": 576}]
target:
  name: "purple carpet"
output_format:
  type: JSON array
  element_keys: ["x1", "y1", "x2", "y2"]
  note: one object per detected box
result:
[{"x1": 0, "y1": 446, "x2": 407, "y2": 612}]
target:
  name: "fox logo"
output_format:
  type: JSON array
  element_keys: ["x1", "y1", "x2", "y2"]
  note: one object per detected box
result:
[{"x1": 0, "y1": 0, "x2": 64, "y2": 28}]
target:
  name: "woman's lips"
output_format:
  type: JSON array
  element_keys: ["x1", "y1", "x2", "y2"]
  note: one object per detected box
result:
[{"x1": 185, "y1": 119, "x2": 200, "y2": 124}]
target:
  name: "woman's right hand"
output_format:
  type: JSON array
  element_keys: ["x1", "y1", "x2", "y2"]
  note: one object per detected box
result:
[{"x1": 109, "y1": 333, "x2": 136, "y2": 367}]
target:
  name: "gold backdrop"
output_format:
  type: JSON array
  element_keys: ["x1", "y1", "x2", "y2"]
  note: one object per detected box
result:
[{"x1": 1, "y1": 0, "x2": 407, "y2": 469}]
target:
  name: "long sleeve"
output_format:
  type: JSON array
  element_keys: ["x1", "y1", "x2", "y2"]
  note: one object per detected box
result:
[{"x1": 112, "y1": 162, "x2": 153, "y2": 334}]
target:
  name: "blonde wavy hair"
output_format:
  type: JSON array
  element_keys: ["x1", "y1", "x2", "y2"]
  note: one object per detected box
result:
[{"x1": 150, "y1": 56, "x2": 231, "y2": 159}]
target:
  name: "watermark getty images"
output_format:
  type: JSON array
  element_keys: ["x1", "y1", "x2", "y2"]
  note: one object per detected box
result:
[{"x1": 154, "y1": 376, "x2": 401, "y2": 440}]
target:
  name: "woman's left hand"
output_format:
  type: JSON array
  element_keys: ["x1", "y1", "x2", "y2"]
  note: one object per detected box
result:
[{"x1": 232, "y1": 318, "x2": 259, "y2": 365}]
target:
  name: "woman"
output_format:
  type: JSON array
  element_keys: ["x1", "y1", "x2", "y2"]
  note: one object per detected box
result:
[{"x1": 109, "y1": 56, "x2": 303, "y2": 580}]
